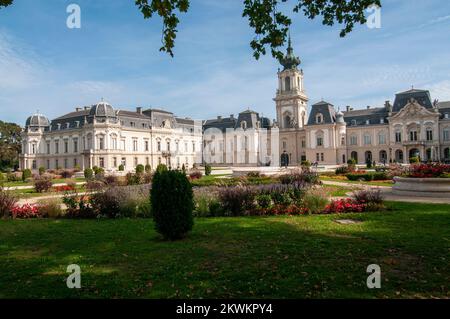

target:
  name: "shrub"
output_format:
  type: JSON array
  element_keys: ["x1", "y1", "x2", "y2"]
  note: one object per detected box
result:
[
  {"x1": 156, "y1": 164, "x2": 168, "y2": 174},
  {"x1": 301, "y1": 160, "x2": 311, "y2": 168},
  {"x1": 84, "y1": 180, "x2": 105, "y2": 191},
  {"x1": 118, "y1": 164, "x2": 125, "y2": 171},
  {"x1": 346, "y1": 172, "x2": 374, "y2": 181},
  {"x1": 0, "y1": 172, "x2": 4, "y2": 185},
  {"x1": 247, "y1": 171, "x2": 261, "y2": 178},
  {"x1": 38, "y1": 166, "x2": 46, "y2": 176},
  {"x1": 335, "y1": 165, "x2": 353, "y2": 175},
  {"x1": 189, "y1": 170, "x2": 203, "y2": 180},
  {"x1": 323, "y1": 198, "x2": 365, "y2": 214},
  {"x1": 407, "y1": 163, "x2": 450, "y2": 178},
  {"x1": 256, "y1": 194, "x2": 272, "y2": 209},
  {"x1": 34, "y1": 176, "x2": 53, "y2": 193},
  {"x1": 0, "y1": 187, "x2": 18, "y2": 218},
  {"x1": 145, "y1": 164, "x2": 151, "y2": 173},
  {"x1": 90, "y1": 185, "x2": 151, "y2": 218},
  {"x1": 84, "y1": 168, "x2": 94, "y2": 180},
  {"x1": 63, "y1": 194, "x2": 97, "y2": 219},
  {"x1": 22, "y1": 169, "x2": 32, "y2": 182},
  {"x1": 218, "y1": 186, "x2": 256, "y2": 216},
  {"x1": 409, "y1": 156, "x2": 420, "y2": 164},
  {"x1": 372, "y1": 172, "x2": 388, "y2": 180},
  {"x1": 303, "y1": 188, "x2": 330, "y2": 214},
  {"x1": 104, "y1": 175, "x2": 119, "y2": 186},
  {"x1": 151, "y1": 170, "x2": 194, "y2": 240},
  {"x1": 204, "y1": 163, "x2": 212, "y2": 176},
  {"x1": 352, "y1": 189, "x2": 385, "y2": 211},
  {"x1": 61, "y1": 170, "x2": 74, "y2": 179},
  {"x1": 366, "y1": 160, "x2": 372, "y2": 169},
  {"x1": 126, "y1": 172, "x2": 142, "y2": 185},
  {"x1": 347, "y1": 158, "x2": 357, "y2": 165},
  {"x1": 280, "y1": 169, "x2": 320, "y2": 185},
  {"x1": 37, "y1": 198, "x2": 63, "y2": 218},
  {"x1": 7, "y1": 172, "x2": 21, "y2": 182},
  {"x1": 10, "y1": 204, "x2": 41, "y2": 219},
  {"x1": 143, "y1": 172, "x2": 153, "y2": 184},
  {"x1": 136, "y1": 164, "x2": 145, "y2": 175}
]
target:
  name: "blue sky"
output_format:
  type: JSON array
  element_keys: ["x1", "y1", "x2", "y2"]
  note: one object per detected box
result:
[{"x1": 0, "y1": 0, "x2": 449, "y2": 125}]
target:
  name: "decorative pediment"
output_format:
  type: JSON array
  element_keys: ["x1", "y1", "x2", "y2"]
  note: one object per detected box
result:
[{"x1": 391, "y1": 99, "x2": 438, "y2": 121}]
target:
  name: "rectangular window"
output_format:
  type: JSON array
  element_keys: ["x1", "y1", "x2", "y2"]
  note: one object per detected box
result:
[
  {"x1": 364, "y1": 135, "x2": 371, "y2": 145},
  {"x1": 185, "y1": 142, "x2": 188, "y2": 152},
  {"x1": 55, "y1": 141, "x2": 59, "y2": 154},
  {"x1": 317, "y1": 137, "x2": 323, "y2": 146},
  {"x1": 426, "y1": 130, "x2": 433, "y2": 141},
  {"x1": 395, "y1": 132, "x2": 402, "y2": 143},
  {"x1": 31, "y1": 144, "x2": 36, "y2": 154},
  {"x1": 113, "y1": 157, "x2": 117, "y2": 167},
  {"x1": 121, "y1": 157, "x2": 126, "y2": 167},
  {"x1": 410, "y1": 131, "x2": 418, "y2": 141},
  {"x1": 301, "y1": 140, "x2": 306, "y2": 148},
  {"x1": 145, "y1": 140, "x2": 149, "y2": 152},
  {"x1": 32, "y1": 160, "x2": 37, "y2": 169},
  {"x1": 73, "y1": 158, "x2": 77, "y2": 168},
  {"x1": 112, "y1": 138, "x2": 117, "y2": 150},
  {"x1": 157, "y1": 141, "x2": 161, "y2": 152},
  {"x1": 64, "y1": 141, "x2": 68, "y2": 153},
  {"x1": 379, "y1": 134, "x2": 386, "y2": 145},
  {"x1": 47, "y1": 159, "x2": 50, "y2": 170},
  {"x1": 167, "y1": 142, "x2": 171, "y2": 152},
  {"x1": 99, "y1": 157, "x2": 105, "y2": 168},
  {"x1": 47, "y1": 143, "x2": 50, "y2": 154},
  {"x1": 350, "y1": 136, "x2": 357, "y2": 145},
  {"x1": 192, "y1": 142, "x2": 196, "y2": 152},
  {"x1": 55, "y1": 159, "x2": 59, "y2": 169},
  {"x1": 133, "y1": 139, "x2": 138, "y2": 152},
  {"x1": 99, "y1": 138, "x2": 104, "y2": 150},
  {"x1": 316, "y1": 153, "x2": 320, "y2": 161},
  {"x1": 444, "y1": 130, "x2": 450, "y2": 141},
  {"x1": 64, "y1": 159, "x2": 68, "y2": 169},
  {"x1": 146, "y1": 157, "x2": 149, "y2": 165},
  {"x1": 73, "y1": 139, "x2": 78, "y2": 153},
  {"x1": 121, "y1": 139, "x2": 125, "y2": 151},
  {"x1": 134, "y1": 157, "x2": 138, "y2": 166},
  {"x1": 321, "y1": 153, "x2": 324, "y2": 161}
]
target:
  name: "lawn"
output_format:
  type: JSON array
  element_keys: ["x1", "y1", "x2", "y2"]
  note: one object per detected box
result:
[
  {"x1": 3, "y1": 177, "x2": 85, "y2": 188},
  {"x1": 320, "y1": 176, "x2": 394, "y2": 187},
  {"x1": 0, "y1": 202, "x2": 449, "y2": 299}
]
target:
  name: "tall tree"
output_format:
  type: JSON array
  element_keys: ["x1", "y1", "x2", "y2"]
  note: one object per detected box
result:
[
  {"x1": 0, "y1": 121, "x2": 22, "y2": 171},
  {"x1": 0, "y1": 0, "x2": 381, "y2": 59}
]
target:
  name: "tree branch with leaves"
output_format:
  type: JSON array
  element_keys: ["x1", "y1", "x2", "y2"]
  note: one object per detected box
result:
[{"x1": 0, "y1": 0, "x2": 381, "y2": 59}]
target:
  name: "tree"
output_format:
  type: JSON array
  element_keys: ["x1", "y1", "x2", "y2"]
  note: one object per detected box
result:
[
  {"x1": 0, "y1": 0, "x2": 381, "y2": 60},
  {"x1": 0, "y1": 121, "x2": 22, "y2": 172}
]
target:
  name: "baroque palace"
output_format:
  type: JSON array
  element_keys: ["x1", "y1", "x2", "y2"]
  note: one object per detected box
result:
[{"x1": 20, "y1": 40, "x2": 450, "y2": 171}]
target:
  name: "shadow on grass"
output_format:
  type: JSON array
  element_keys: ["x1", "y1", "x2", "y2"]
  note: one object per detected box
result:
[{"x1": 0, "y1": 202, "x2": 449, "y2": 298}]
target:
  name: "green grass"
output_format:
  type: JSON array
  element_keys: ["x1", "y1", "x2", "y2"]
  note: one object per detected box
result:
[
  {"x1": 9, "y1": 185, "x2": 85, "y2": 199},
  {"x1": 0, "y1": 202, "x2": 449, "y2": 299},
  {"x1": 322, "y1": 184, "x2": 355, "y2": 197},
  {"x1": 3, "y1": 177, "x2": 85, "y2": 188},
  {"x1": 320, "y1": 176, "x2": 394, "y2": 187}
]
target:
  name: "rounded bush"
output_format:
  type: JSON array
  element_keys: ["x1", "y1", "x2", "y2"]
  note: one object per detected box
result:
[
  {"x1": 151, "y1": 169, "x2": 194, "y2": 240},
  {"x1": 145, "y1": 164, "x2": 151, "y2": 173},
  {"x1": 22, "y1": 169, "x2": 32, "y2": 182},
  {"x1": 84, "y1": 168, "x2": 94, "y2": 180},
  {"x1": 118, "y1": 164, "x2": 125, "y2": 171},
  {"x1": 204, "y1": 163, "x2": 212, "y2": 176},
  {"x1": 38, "y1": 167, "x2": 45, "y2": 176},
  {"x1": 136, "y1": 164, "x2": 145, "y2": 175},
  {"x1": 156, "y1": 164, "x2": 168, "y2": 174}
]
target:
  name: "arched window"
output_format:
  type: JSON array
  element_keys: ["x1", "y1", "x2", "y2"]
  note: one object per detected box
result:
[
  {"x1": 284, "y1": 115, "x2": 291, "y2": 128},
  {"x1": 379, "y1": 150, "x2": 387, "y2": 163},
  {"x1": 284, "y1": 77, "x2": 291, "y2": 91},
  {"x1": 365, "y1": 151, "x2": 373, "y2": 163},
  {"x1": 316, "y1": 113, "x2": 323, "y2": 124}
]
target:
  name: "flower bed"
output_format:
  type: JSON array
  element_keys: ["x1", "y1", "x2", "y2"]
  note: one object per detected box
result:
[
  {"x1": 407, "y1": 163, "x2": 450, "y2": 178},
  {"x1": 11, "y1": 204, "x2": 41, "y2": 219},
  {"x1": 53, "y1": 185, "x2": 76, "y2": 192}
]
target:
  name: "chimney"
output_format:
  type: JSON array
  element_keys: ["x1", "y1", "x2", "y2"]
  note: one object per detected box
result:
[
  {"x1": 76, "y1": 107, "x2": 82, "y2": 112},
  {"x1": 217, "y1": 116, "x2": 222, "y2": 121},
  {"x1": 84, "y1": 106, "x2": 90, "y2": 110},
  {"x1": 346, "y1": 105, "x2": 351, "y2": 112},
  {"x1": 136, "y1": 107, "x2": 143, "y2": 114},
  {"x1": 230, "y1": 114, "x2": 234, "y2": 120},
  {"x1": 367, "y1": 105, "x2": 371, "y2": 109}
]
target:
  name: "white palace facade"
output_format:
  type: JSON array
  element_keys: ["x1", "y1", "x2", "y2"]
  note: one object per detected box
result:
[{"x1": 20, "y1": 40, "x2": 450, "y2": 171}]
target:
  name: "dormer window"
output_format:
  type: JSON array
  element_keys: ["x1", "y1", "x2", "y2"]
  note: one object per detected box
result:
[
  {"x1": 66, "y1": 122, "x2": 70, "y2": 129},
  {"x1": 316, "y1": 113, "x2": 323, "y2": 124},
  {"x1": 380, "y1": 118, "x2": 385, "y2": 124},
  {"x1": 57, "y1": 123, "x2": 61, "y2": 130},
  {"x1": 75, "y1": 121, "x2": 80, "y2": 128},
  {"x1": 366, "y1": 119, "x2": 370, "y2": 125},
  {"x1": 351, "y1": 120, "x2": 357, "y2": 126},
  {"x1": 445, "y1": 113, "x2": 449, "y2": 119},
  {"x1": 241, "y1": 121, "x2": 247, "y2": 130}
]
